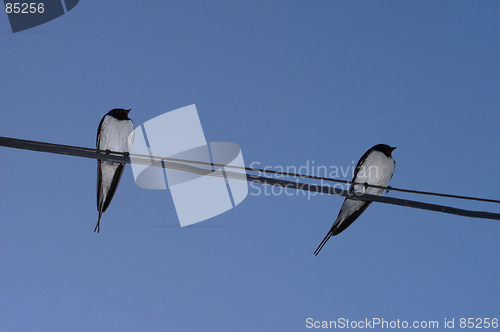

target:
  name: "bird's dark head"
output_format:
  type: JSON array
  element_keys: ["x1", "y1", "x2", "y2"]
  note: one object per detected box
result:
[
  {"x1": 372, "y1": 144, "x2": 396, "y2": 157},
  {"x1": 108, "y1": 108, "x2": 131, "y2": 120}
]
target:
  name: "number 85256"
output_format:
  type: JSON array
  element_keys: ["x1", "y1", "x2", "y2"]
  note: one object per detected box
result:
[
  {"x1": 5, "y1": 3, "x2": 45, "y2": 14},
  {"x1": 460, "y1": 318, "x2": 498, "y2": 328}
]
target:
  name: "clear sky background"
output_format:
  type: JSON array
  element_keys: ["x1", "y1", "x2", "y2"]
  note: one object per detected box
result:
[{"x1": 1, "y1": 1, "x2": 499, "y2": 331}]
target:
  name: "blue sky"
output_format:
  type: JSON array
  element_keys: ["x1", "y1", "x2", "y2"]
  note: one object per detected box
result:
[{"x1": 1, "y1": 1, "x2": 499, "y2": 331}]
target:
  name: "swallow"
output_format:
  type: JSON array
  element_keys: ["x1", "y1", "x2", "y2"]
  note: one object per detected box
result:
[
  {"x1": 95, "y1": 109, "x2": 135, "y2": 233},
  {"x1": 314, "y1": 144, "x2": 396, "y2": 255}
]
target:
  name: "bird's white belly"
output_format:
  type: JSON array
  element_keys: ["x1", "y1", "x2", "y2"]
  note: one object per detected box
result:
[
  {"x1": 337, "y1": 151, "x2": 395, "y2": 219},
  {"x1": 352, "y1": 151, "x2": 395, "y2": 196},
  {"x1": 98, "y1": 116, "x2": 134, "y2": 153}
]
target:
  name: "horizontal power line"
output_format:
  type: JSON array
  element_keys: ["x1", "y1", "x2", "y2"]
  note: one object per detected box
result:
[
  {"x1": 3, "y1": 135, "x2": 498, "y2": 204},
  {"x1": 1, "y1": 135, "x2": 499, "y2": 221}
]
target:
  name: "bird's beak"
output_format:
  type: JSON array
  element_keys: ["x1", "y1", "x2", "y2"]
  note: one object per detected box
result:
[
  {"x1": 390, "y1": 146, "x2": 397, "y2": 151},
  {"x1": 125, "y1": 109, "x2": 131, "y2": 114}
]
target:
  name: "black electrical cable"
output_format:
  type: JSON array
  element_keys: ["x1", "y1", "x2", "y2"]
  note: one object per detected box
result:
[{"x1": 1, "y1": 135, "x2": 499, "y2": 221}]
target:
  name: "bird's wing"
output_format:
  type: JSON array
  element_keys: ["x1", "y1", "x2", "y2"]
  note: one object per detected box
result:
[
  {"x1": 101, "y1": 164, "x2": 125, "y2": 213},
  {"x1": 331, "y1": 200, "x2": 372, "y2": 236},
  {"x1": 96, "y1": 115, "x2": 107, "y2": 211},
  {"x1": 313, "y1": 199, "x2": 372, "y2": 255},
  {"x1": 96, "y1": 115, "x2": 107, "y2": 148},
  {"x1": 97, "y1": 161, "x2": 103, "y2": 210},
  {"x1": 352, "y1": 147, "x2": 373, "y2": 180}
]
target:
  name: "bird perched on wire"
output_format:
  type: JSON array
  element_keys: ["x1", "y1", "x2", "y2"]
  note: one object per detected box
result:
[
  {"x1": 314, "y1": 144, "x2": 396, "y2": 255},
  {"x1": 95, "y1": 109, "x2": 135, "y2": 232}
]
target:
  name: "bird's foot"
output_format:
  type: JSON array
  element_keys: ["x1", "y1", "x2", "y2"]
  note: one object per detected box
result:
[
  {"x1": 105, "y1": 149, "x2": 111, "y2": 155},
  {"x1": 363, "y1": 182, "x2": 369, "y2": 189},
  {"x1": 124, "y1": 152, "x2": 130, "y2": 157},
  {"x1": 385, "y1": 186, "x2": 392, "y2": 194}
]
